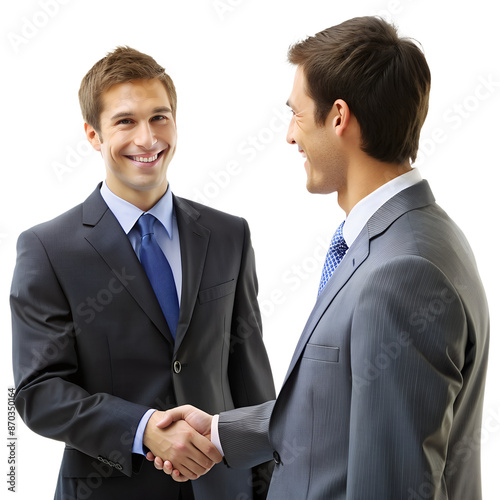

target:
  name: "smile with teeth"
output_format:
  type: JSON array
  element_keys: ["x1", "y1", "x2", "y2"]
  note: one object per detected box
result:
[{"x1": 127, "y1": 151, "x2": 162, "y2": 163}]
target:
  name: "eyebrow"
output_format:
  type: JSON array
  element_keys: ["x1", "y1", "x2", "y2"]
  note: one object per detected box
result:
[
  {"x1": 110, "y1": 106, "x2": 173, "y2": 121},
  {"x1": 152, "y1": 106, "x2": 173, "y2": 115}
]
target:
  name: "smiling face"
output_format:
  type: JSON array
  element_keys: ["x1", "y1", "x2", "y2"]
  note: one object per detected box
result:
[
  {"x1": 85, "y1": 78, "x2": 177, "y2": 210},
  {"x1": 286, "y1": 66, "x2": 348, "y2": 195}
]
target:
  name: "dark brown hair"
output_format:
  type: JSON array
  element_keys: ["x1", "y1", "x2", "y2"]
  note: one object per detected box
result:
[
  {"x1": 79, "y1": 46, "x2": 177, "y2": 136},
  {"x1": 288, "y1": 16, "x2": 431, "y2": 164}
]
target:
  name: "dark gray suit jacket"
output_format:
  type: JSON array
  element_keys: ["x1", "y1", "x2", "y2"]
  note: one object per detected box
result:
[
  {"x1": 219, "y1": 181, "x2": 489, "y2": 499},
  {"x1": 11, "y1": 184, "x2": 275, "y2": 499}
]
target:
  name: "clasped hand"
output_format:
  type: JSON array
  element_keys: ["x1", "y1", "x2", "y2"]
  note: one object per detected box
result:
[{"x1": 144, "y1": 405, "x2": 219, "y2": 481}]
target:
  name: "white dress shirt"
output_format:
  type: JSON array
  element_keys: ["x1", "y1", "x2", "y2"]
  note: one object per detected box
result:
[{"x1": 343, "y1": 168, "x2": 422, "y2": 247}]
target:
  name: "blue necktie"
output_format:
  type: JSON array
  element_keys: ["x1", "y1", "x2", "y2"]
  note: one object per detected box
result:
[
  {"x1": 318, "y1": 221, "x2": 348, "y2": 296},
  {"x1": 137, "y1": 214, "x2": 179, "y2": 338}
]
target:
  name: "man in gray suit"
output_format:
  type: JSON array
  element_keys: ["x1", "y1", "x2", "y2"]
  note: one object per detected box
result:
[
  {"x1": 11, "y1": 47, "x2": 275, "y2": 499},
  {"x1": 150, "y1": 16, "x2": 489, "y2": 499}
]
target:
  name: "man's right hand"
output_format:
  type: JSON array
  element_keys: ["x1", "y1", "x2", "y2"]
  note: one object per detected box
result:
[{"x1": 143, "y1": 410, "x2": 221, "y2": 480}]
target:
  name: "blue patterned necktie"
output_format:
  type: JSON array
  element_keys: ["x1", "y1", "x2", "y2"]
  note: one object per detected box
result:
[
  {"x1": 137, "y1": 214, "x2": 179, "y2": 338},
  {"x1": 318, "y1": 221, "x2": 348, "y2": 296}
]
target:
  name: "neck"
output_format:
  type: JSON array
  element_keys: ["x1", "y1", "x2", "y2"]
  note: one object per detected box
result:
[
  {"x1": 338, "y1": 156, "x2": 412, "y2": 215},
  {"x1": 105, "y1": 179, "x2": 168, "y2": 212}
]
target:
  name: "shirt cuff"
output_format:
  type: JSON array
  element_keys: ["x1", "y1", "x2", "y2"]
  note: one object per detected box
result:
[
  {"x1": 132, "y1": 408, "x2": 156, "y2": 456},
  {"x1": 211, "y1": 414, "x2": 224, "y2": 456}
]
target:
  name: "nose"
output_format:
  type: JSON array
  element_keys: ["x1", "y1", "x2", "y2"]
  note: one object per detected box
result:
[
  {"x1": 286, "y1": 117, "x2": 295, "y2": 145},
  {"x1": 134, "y1": 121, "x2": 157, "y2": 149}
]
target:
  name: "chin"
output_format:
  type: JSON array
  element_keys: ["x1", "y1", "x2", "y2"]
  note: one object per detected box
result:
[
  {"x1": 305, "y1": 177, "x2": 316, "y2": 193},
  {"x1": 306, "y1": 179, "x2": 335, "y2": 195},
  {"x1": 306, "y1": 175, "x2": 321, "y2": 194},
  {"x1": 306, "y1": 185, "x2": 324, "y2": 195}
]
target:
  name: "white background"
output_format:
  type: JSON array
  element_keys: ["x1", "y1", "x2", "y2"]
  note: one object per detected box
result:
[{"x1": 1, "y1": 0, "x2": 499, "y2": 497}]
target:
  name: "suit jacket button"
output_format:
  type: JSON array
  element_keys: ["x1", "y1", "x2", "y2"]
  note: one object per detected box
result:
[
  {"x1": 273, "y1": 451, "x2": 281, "y2": 465},
  {"x1": 173, "y1": 360, "x2": 182, "y2": 373}
]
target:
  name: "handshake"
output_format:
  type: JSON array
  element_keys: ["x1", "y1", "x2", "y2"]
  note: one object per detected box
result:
[{"x1": 143, "y1": 405, "x2": 222, "y2": 482}]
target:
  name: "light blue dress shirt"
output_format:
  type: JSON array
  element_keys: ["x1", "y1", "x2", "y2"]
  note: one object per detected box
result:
[{"x1": 100, "y1": 181, "x2": 182, "y2": 456}]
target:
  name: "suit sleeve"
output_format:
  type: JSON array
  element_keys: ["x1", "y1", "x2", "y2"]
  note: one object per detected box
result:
[
  {"x1": 219, "y1": 401, "x2": 276, "y2": 469},
  {"x1": 11, "y1": 230, "x2": 149, "y2": 477},
  {"x1": 346, "y1": 255, "x2": 467, "y2": 498},
  {"x1": 227, "y1": 218, "x2": 276, "y2": 406}
]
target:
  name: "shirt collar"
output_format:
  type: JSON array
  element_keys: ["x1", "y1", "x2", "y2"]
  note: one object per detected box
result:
[
  {"x1": 100, "y1": 181, "x2": 175, "y2": 238},
  {"x1": 343, "y1": 168, "x2": 423, "y2": 247}
]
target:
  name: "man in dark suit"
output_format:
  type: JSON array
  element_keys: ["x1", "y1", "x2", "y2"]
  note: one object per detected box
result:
[
  {"x1": 152, "y1": 17, "x2": 490, "y2": 499},
  {"x1": 10, "y1": 46, "x2": 275, "y2": 499}
]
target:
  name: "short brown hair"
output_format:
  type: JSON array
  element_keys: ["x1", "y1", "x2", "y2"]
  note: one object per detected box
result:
[
  {"x1": 79, "y1": 46, "x2": 177, "y2": 136},
  {"x1": 288, "y1": 16, "x2": 431, "y2": 164}
]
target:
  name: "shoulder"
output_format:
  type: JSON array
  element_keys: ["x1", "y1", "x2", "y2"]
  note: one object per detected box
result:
[
  {"x1": 357, "y1": 204, "x2": 482, "y2": 328},
  {"x1": 174, "y1": 195, "x2": 248, "y2": 232},
  {"x1": 359, "y1": 202, "x2": 479, "y2": 306},
  {"x1": 17, "y1": 186, "x2": 103, "y2": 246},
  {"x1": 371, "y1": 202, "x2": 472, "y2": 268},
  {"x1": 19, "y1": 204, "x2": 83, "y2": 243}
]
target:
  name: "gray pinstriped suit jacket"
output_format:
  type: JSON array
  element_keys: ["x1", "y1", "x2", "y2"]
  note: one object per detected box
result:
[{"x1": 219, "y1": 180, "x2": 489, "y2": 499}]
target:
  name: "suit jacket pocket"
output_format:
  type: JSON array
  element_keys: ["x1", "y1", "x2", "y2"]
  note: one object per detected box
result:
[
  {"x1": 198, "y1": 279, "x2": 236, "y2": 304},
  {"x1": 303, "y1": 344, "x2": 340, "y2": 363}
]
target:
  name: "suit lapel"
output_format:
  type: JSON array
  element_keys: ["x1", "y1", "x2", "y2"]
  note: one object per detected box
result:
[
  {"x1": 281, "y1": 180, "x2": 436, "y2": 387},
  {"x1": 173, "y1": 196, "x2": 210, "y2": 352},
  {"x1": 282, "y1": 230, "x2": 370, "y2": 385},
  {"x1": 82, "y1": 186, "x2": 173, "y2": 344}
]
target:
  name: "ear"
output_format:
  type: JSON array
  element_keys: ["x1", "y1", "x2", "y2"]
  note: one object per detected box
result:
[
  {"x1": 84, "y1": 123, "x2": 102, "y2": 152},
  {"x1": 331, "y1": 99, "x2": 350, "y2": 137}
]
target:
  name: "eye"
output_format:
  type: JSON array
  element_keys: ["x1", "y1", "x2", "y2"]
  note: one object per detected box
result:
[
  {"x1": 117, "y1": 119, "x2": 133, "y2": 125},
  {"x1": 151, "y1": 115, "x2": 167, "y2": 122}
]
